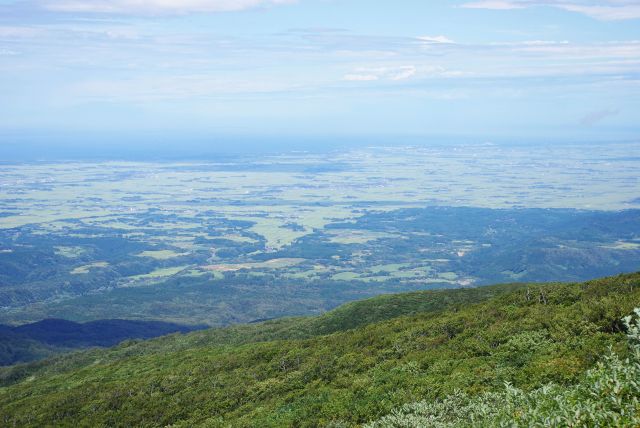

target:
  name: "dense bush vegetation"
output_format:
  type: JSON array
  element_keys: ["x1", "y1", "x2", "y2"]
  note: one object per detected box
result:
[
  {"x1": 0, "y1": 281, "x2": 524, "y2": 386},
  {"x1": 0, "y1": 273, "x2": 639, "y2": 427},
  {"x1": 367, "y1": 307, "x2": 640, "y2": 427}
]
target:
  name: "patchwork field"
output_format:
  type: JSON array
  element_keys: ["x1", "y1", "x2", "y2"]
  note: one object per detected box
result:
[{"x1": 1, "y1": 143, "x2": 639, "y2": 326}]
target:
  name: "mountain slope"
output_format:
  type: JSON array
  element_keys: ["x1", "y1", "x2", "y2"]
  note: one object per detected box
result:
[
  {"x1": 0, "y1": 281, "x2": 524, "y2": 385},
  {"x1": 0, "y1": 319, "x2": 204, "y2": 366},
  {"x1": 367, "y1": 307, "x2": 640, "y2": 427},
  {"x1": 0, "y1": 273, "x2": 639, "y2": 427},
  {"x1": 0, "y1": 328, "x2": 59, "y2": 367}
]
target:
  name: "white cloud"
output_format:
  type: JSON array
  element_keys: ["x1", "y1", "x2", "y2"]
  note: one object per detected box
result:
[
  {"x1": 343, "y1": 74, "x2": 379, "y2": 81},
  {"x1": 0, "y1": 26, "x2": 45, "y2": 38},
  {"x1": 391, "y1": 66, "x2": 417, "y2": 80},
  {"x1": 417, "y1": 35, "x2": 456, "y2": 44},
  {"x1": 460, "y1": 0, "x2": 640, "y2": 20},
  {"x1": 342, "y1": 65, "x2": 461, "y2": 83},
  {"x1": 461, "y1": 1, "x2": 525, "y2": 9},
  {"x1": 560, "y1": 3, "x2": 640, "y2": 20},
  {"x1": 581, "y1": 108, "x2": 619, "y2": 126},
  {"x1": 343, "y1": 66, "x2": 418, "y2": 82},
  {"x1": 70, "y1": 74, "x2": 305, "y2": 102},
  {"x1": 41, "y1": 0, "x2": 295, "y2": 15}
]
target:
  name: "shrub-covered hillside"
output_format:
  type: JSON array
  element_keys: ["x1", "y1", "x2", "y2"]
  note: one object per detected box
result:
[
  {"x1": 1, "y1": 273, "x2": 639, "y2": 427},
  {"x1": 0, "y1": 319, "x2": 204, "y2": 366},
  {"x1": 367, "y1": 307, "x2": 640, "y2": 427}
]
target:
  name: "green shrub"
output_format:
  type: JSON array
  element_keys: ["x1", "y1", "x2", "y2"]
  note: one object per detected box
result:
[
  {"x1": 367, "y1": 308, "x2": 640, "y2": 427},
  {"x1": 1, "y1": 274, "x2": 639, "y2": 427}
]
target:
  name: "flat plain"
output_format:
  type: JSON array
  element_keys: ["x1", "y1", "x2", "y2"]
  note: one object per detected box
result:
[{"x1": 1, "y1": 142, "x2": 639, "y2": 326}]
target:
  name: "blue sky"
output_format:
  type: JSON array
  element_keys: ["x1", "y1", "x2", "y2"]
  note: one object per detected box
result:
[{"x1": 1, "y1": 0, "x2": 639, "y2": 146}]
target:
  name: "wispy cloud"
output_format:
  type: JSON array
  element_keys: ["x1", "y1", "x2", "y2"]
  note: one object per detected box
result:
[
  {"x1": 0, "y1": 26, "x2": 46, "y2": 38},
  {"x1": 460, "y1": 1, "x2": 526, "y2": 10},
  {"x1": 560, "y1": 2, "x2": 640, "y2": 20},
  {"x1": 70, "y1": 74, "x2": 308, "y2": 102},
  {"x1": 460, "y1": 1, "x2": 640, "y2": 20},
  {"x1": 343, "y1": 66, "x2": 421, "y2": 82},
  {"x1": 416, "y1": 35, "x2": 456, "y2": 44},
  {"x1": 39, "y1": 0, "x2": 295, "y2": 15},
  {"x1": 343, "y1": 73, "x2": 379, "y2": 82},
  {"x1": 0, "y1": 2, "x2": 638, "y2": 137},
  {"x1": 581, "y1": 108, "x2": 620, "y2": 125},
  {"x1": 392, "y1": 66, "x2": 417, "y2": 80}
]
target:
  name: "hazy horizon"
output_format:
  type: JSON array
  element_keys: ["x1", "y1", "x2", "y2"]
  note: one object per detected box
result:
[
  {"x1": 1, "y1": 0, "x2": 639, "y2": 149},
  {"x1": 2, "y1": 133, "x2": 639, "y2": 162}
]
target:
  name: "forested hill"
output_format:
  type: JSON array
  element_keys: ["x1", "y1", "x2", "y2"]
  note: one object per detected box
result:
[
  {"x1": 1, "y1": 272, "x2": 640, "y2": 427},
  {"x1": 0, "y1": 319, "x2": 204, "y2": 366}
]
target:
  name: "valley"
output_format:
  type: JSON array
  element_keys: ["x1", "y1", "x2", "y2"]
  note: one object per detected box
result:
[
  {"x1": 1, "y1": 144, "x2": 639, "y2": 327},
  {"x1": 1, "y1": 144, "x2": 640, "y2": 327}
]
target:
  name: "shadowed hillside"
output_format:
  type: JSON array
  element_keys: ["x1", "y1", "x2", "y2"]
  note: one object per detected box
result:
[
  {"x1": 0, "y1": 319, "x2": 204, "y2": 366},
  {"x1": 0, "y1": 273, "x2": 639, "y2": 427}
]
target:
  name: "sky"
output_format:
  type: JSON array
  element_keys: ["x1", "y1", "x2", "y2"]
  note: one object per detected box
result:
[{"x1": 1, "y1": 0, "x2": 640, "y2": 150}]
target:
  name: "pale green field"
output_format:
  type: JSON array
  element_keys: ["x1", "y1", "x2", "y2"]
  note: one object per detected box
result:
[
  {"x1": 368, "y1": 263, "x2": 411, "y2": 273},
  {"x1": 332, "y1": 272, "x2": 361, "y2": 281},
  {"x1": 127, "y1": 265, "x2": 190, "y2": 281},
  {"x1": 601, "y1": 241, "x2": 640, "y2": 250},
  {"x1": 438, "y1": 272, "x2": 459, "y2": 281},
  {"x1": 136, "y1": 250, "x2": 189, "y2": 260},
  {"x1": 71, "y1": 262, "x2": 109, "y2": 275},
  {"x1": 309, "y1": 262, "x2": 456, "y2": 284},
  {"x1": 326, "y1": 230, "x2": 399, "y2": 244},
  {"x1": 1, "y1": 144, "x2": 639, "y2": 254},
  {"x1": 204, "y1": 258, "x2": 305, "y2": 272},
  {"x1": 54, "y1": 246, "x2": 87, "y2": 258}
]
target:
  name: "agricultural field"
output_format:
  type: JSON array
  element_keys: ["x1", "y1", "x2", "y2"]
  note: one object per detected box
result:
[{"x1": 0, "y1": 143, "x2": 639, "y2": 326}]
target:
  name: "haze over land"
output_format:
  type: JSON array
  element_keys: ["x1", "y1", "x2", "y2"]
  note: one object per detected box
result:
[
  {"x1": 0, "y1": 0, "x2": 639, "y2": 342},
  {"x1": 1, "y1": 143, "x2": 639, "y2": 330},
  {"x1": 1, "y1": 1, "x2": 640, "y2": 426}
]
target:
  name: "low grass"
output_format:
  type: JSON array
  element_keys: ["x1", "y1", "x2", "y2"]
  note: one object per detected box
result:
[
  {"x1": 53, "y1": 246, "x2": 87, "y2": 258},
  {"x1": 70, "y1": 262, "x2": 109, "y2": 275},
  {"x1": 136, "y1": 250, "x2": 189, "y2": 260},
  {"x1": 203, "y1": 258, "x2": 305, "y2": 272},
  {"x1": 602, "y1": 241, "x2": 640, "y2": 250},
  {"x1": 127, "y1": 265, "x2": 189, "y2": 281}
]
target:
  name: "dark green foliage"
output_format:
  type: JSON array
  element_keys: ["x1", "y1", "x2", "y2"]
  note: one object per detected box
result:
[
  {"x1": 1, "y1": 273, "x2": 639, "y2": 427},
  {"x1": 0, "y1": 329, "x2": 60, "y2": 366},
  {"x1": 11, "y1": 319, "x2": 203, "y2": 347},
  {"x1": 311, "y1": 207, "x2": 640, "y2": 284},
  {"x1": 0, "y1": 281, "x2": 521, "y2": 384},
  {"x1": 0, "y1": 319, "x2": 204, "y2": 366},
  {"x1": 2, "y1": 207, "x2": 639, "y2": 328},
  {"x1": 367, "y1": 308, "x2": 640, "y2": 427}
]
